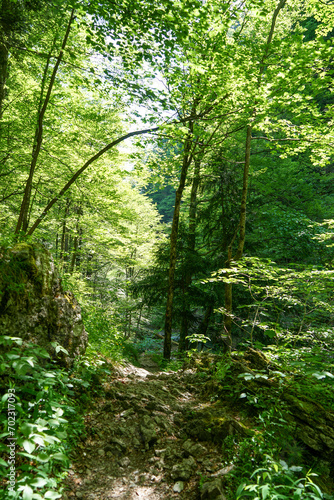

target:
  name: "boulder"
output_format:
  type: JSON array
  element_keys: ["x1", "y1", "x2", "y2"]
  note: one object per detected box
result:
[
  {"x1": 0, "y1": 242, "x2": 87, "y2": 367},
  {"x1": 200, "y1": 478, "x2": 226, "y2": 500}
]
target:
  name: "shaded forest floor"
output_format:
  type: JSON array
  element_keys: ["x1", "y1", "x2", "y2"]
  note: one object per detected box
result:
[
  {"x1": 61, "y1": 350, "x2": 334, "y2": 500},
  {"x1": 62, "y1": 356, "x2": 232, "y2": 499}
]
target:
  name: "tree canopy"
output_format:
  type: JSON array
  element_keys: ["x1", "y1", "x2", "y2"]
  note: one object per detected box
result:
[{"x1": 0, "y1": 0, "x2": 334, "y2": 497}]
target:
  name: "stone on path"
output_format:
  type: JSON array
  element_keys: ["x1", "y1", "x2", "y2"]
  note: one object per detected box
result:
[
  {"x1": 200, "y1": 478, "x2": 226, "y2": 500},
  {"x1": 173, "y1": 481, "x2": 184, "y2": 492}
]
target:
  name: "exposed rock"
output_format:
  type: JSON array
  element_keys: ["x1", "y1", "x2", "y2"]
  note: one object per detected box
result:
[
  {"x1": 119, "y1": 457, "x2": 130, "y2": 467},
  {"x1": 173, "y1": 481, "x2": 184, "y2": 492},
  {"x1": 186, "y1": 410, "x2": 253, "y2": 443},
  {"x1": 243, "y1": 347, "x2": 270, "y2": 370},
  {"x1": 200, "y1": 478, "x2": 226, "y2": 500},
  {"x1": 140, "y1": 415, "x2": 158, "y2": 448},
  {"x1": 171, "y1": 456, "x2": 197, "y2": 480},
  {"x1": 0, "y1": 242, "x2": 87, "y2": 367},
  {"x1": 138, "y1": 352, "x2": 160, "y2": 371},
  {"x1": 63, "y1": 352, "x2": 334, "y2": 499},
  {"x1": 108, "y1": 437, "x2": 127, "y2": 451},
  {"x1": 283, "y1": 392, "x2": 334, "y2": 457},
  {"x1": 182, "y1": 439, "x2": 207, "y2": 458}
]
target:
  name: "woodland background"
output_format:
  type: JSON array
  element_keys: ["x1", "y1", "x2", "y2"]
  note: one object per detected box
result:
[{"x1": 0, "y1": 0, "x2": 334, "y2": 498}]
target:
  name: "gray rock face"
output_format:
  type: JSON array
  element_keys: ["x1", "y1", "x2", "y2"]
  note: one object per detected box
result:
[
  {"x1": 171, "y1": 456, "x2": 196, "y2": 480},
  {"x1": 0, "y1": 243, "x2": 87, "y2": 367},
  {"x1": 201, "y1": 478, "x2": 226, "y2": 500},
  {"x1": 182, "y1": 439, "x2": 206, "y2": 458},
  {"x1": 140, "y1": 415, "x2": 158, "y2": 448}
]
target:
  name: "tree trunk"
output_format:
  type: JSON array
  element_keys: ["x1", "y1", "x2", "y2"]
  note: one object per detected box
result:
[
  {"x1": 179, "y1": 155, "x2": 201, "y2": 352},
  {"x1": 0, "y1": 39, "x2": 8, "y2": 121},
  {"x1": 60, "y1": 198, "x2": 71, "y2": 269},
  {"x1": 69, "y1": 204, "x2": 82, "y2": 274},
  {"x1": 235, "y1": 125, "x2": 252, "y2": 261},
  {"x1": 198, "y1": 301, "x2": 213, "y2": 338},
  {"x1": 164, "y1": 125, "x2": 194, "y2": 359},
  {"x1": 15, "y1": 9, "x2": 75, "y2": 234},
  {"x1": 223, "y1": 0, "x2": 288, "y2": 346},
  {"x1": 179, "y1": 309, "x2": 189, "y2": 352},
  {"x1": 0, "y1": 0, "x2": 11, "y2": 121}
]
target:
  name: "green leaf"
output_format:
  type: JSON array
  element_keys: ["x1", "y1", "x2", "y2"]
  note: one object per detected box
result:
[
  {"x1": 260, "y1": 484, "x2": 270, "y2": 499},
  {"x1": 31, "y1": 434, "x2": 46, "y2": 446},
  {"x1": 36, "y1": 452, "x2": 51, "y2": 462},
  {"x1": 293, "y1": 488, "x2": 303, "y2": 499},
  {"x1": 22, "y1": 485, "x2": 33, "y2": 500},
  {"x1": 0, "y1": 458, "x2": 8, "y2": 467},
  {"x1": 30, "y1": 477, "x2": 48, "y2": 488},
  {"x1": 25, "y1": 357, "x2": 35, "y2": 367},
  {"x1": 236, "y1": 483, "x2": 246, "y2": 499},
  {"x1": 52, "y1": 452, "x2": 68, "y2": 462},
  {"x1": 22, "y1": 440, "x2": 36, "y2": 454},
  {"x1": 44, "y1": 491, "x2": 62, "y2": 499}
]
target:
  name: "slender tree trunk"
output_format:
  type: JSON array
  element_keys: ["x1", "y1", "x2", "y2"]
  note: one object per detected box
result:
[
  {"x1": 223, "y1": 0, "x2": 288, "y2": 347},
  {"x1": 0, "y1": 40, "x2": 8, "y2": 121},
  {"x1": 0, "y1": 0, "x2": 11, "y2": 121},
  {"x1": 179, "y1": 155, "x2": 201, "y2": 352},
  {"x1": 69, "y1": 236, "x2": 78, "y2": 274},
  {"x1": 164, "y1": 125, "x2": 194, "y2": 359},
  {"x1": 60, "y1": 198, "x2": 71, "y2": 268},
  {"x1": 199, "y1": 301, "x2": 214, "y2": 338},
  {"x1": 76, "y1": 227, "x2": 83, "y2": 270},
  {"x1": 136, "y1": 303, "x2": 143, "y2": 337},
  {"x1": 15, "y1": 9, "x2": 75, "y2": 234},
  {"x1": 235, "y1": 124, "x2": 252, "y2": 260},
  {"x1": 69, "y1": 204, "x2": 82, "y2": 274}
]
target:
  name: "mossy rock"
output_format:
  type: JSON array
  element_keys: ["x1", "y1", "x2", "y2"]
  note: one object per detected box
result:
[
  {"x1": 283, "y1": 392, "x2": 334, "y2": 455},
  {"x1": 0, "y1": 242, "x2": 87, "y2": 367},
  {"x1": 185, "y1": 403, "x2": 254, "y2": 443}
]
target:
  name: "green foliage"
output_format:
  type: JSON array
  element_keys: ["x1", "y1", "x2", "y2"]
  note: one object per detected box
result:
[
  {"x1": 236, "y1": 458, "x2": 325, "y2": 500},
  {"x1": 205, "y1": 257, "x2": 334, "y2": 349},
  {"x1": 82, "y1": 304, "x2": 127, "y2": 361},
  {"x1": 133, "y1": 333, "x2": 162, "y2": 355},
  {"x1": 0, "y1": 336, "x2": 72, "y2": 499},
  {"x1": 201, "y1": 345, "x2": 334, "y2": 499},
  {"x1": 0, "y1": 335, "x2": 109, "y2": 499}
]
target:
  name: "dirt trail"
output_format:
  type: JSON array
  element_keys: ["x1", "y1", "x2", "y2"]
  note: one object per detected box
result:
[{"x1": 63, "y1": 357, "x2": 234, "y2": 500}]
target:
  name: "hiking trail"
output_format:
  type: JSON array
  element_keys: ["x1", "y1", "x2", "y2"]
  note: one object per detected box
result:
[{"x1": 63, "y1": 355, "x2": 236, "y2": 500}]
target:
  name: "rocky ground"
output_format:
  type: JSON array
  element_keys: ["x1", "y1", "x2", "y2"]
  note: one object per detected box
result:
[{"x1": 62, "y1": 356, "x2": 237, "y2": 500}]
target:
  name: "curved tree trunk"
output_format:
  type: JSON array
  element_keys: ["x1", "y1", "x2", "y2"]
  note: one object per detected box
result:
[{"x1": 15, "y1": 9, "x2": 75, "y2": 234}]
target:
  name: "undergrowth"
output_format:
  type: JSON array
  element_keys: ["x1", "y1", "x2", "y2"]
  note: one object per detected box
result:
[
  {"x1": 0, "y1": 335, "x2": 110, "y2": 500},
  {"x1": 208, "y1": 346, "x2": 334, "y2": 500}
]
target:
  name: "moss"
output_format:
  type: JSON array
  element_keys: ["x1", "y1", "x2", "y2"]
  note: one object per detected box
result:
[{"x1": 185, "y1": 403, "x2": 254, "y2": 443}]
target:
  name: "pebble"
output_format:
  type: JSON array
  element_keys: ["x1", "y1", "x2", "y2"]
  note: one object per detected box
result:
[
  {"x1": 173, "y1": 481, "x2": 184, "y2": 492},
  {"x1": 119, "y1": 457, "x2": 130, "y2": 467}
]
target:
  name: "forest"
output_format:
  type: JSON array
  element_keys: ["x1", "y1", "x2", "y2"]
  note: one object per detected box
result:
[{"x1": 0, "y1": 0, "x2": 334, "y2": 498}]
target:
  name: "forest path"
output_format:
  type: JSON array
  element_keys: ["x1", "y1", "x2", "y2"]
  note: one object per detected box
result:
[{"x1": 62, "y1": 356, "x2": 234, "y2": 500}]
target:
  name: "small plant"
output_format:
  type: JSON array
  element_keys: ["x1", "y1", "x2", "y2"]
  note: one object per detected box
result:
[
  {"x1": 0, "y1": 335, "x2": 106, "y2": 499},
  {"x1": 236, "y1": 456, "x2": 324, "y2": 499}
]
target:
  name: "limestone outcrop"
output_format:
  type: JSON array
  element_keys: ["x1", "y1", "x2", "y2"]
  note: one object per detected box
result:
[{"x1": 0, "y1": 242, "x2": 87, "y2": 367}]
